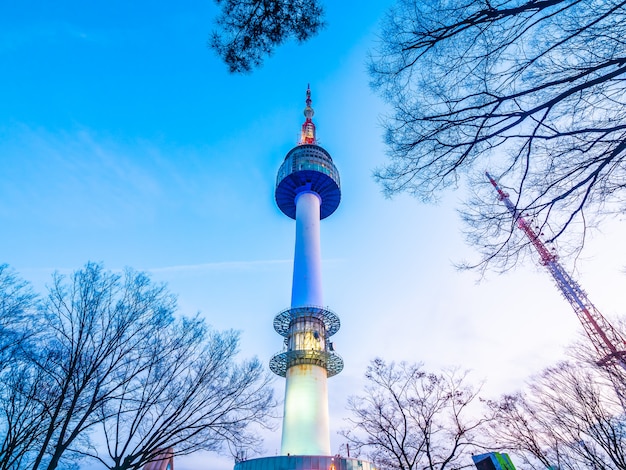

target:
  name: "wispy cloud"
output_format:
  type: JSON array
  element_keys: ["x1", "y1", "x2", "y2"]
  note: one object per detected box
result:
[
  {"x1": 0, "y1": 124, "x2": 182, "y2": 228},
  {"x1": 0, "y1": 21, "x2": 112, "y2": 54},
  {"x1": 146, "y1": 259, "x2": 292, "y2": 273},
  {"x1": 146, "y1": 258, "x2": 345, "y2": 274}
]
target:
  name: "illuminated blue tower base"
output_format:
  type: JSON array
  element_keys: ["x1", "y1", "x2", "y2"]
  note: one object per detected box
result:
[{"x1": 235, "y1": 455, "x2": 375, "y2": 470}]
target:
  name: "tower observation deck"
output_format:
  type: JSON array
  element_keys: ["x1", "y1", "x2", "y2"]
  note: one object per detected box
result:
[
  {"x1": 275, "y1": 143, "x2": 341, "y2": 220},
  {"x1": 234, "y1": 86, "x2": 373, "y2": 470}
]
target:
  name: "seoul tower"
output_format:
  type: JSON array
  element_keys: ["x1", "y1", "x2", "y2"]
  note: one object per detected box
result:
[
  {"x1": 234, "y1": 87, "x2": 374, "y2": 470},
  {"x1": 270, "y1": 84, "x2": 343, "y2": 455}
]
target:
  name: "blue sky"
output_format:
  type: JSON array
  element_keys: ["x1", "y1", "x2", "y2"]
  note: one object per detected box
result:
[{"x1": 2, "y1": 1, "x2": 626, "y2": 469}]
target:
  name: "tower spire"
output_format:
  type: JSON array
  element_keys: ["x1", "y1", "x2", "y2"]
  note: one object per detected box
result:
[{"x1": 300, "y1": 84, "x2": 317, "y2": 145}]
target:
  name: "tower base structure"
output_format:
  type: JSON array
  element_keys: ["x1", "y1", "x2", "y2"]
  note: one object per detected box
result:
[{"x1": 235, "y1": 455, "x2": 375, "y2": 470}]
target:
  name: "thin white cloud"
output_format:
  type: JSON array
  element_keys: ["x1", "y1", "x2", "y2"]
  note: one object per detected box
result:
[
  {"x1": 147, "y1": 259, "x2": 292, "y2": 273},
  {"x1": 146, "y1": 258, "x2": 345, "y2": 274},
  {"x1": 0, "y1": 21, "x2": 112, "y2": 54}
]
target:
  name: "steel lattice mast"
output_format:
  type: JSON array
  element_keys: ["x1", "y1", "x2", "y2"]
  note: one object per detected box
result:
[{"x1": 486, "y1": 172, "x2": 626, "y2": 369}]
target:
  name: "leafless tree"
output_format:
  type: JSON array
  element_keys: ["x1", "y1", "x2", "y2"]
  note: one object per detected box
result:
[
  {"x1": 0, "y1": 265, "x2": 44, "y2": 470},
  {"x1": 0, "y1": 263, "x2": 276, "y2": 470},
  {"x1": 487, "y1": 360, "x2": 626, "y2": 469},
  {"x1": 371, "y1": 0, "x2": 626, "y2": 271},
  {"x1": 210, "y1": 0, "x2": 325, "y2": 73},
  {"x1": 342, "y1": 359, "x2": 487, "y2": 470},
  {"x1": 22, "y1": 263, "x2": 181, "y2": 470},
  {"x1": 0, "y1": 359, "x2": 57, "y2": 470},
  {"x1": 0, "y1": 264, "x2": 36, "y2": 363},
  {"x1": 86, "y1": 325, "x2": 275, "y2": 470}
]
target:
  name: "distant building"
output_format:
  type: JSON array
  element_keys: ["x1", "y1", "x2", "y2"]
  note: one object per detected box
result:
[{"x1": 472, "y1": 452, "x2": 516, "y2": 470}]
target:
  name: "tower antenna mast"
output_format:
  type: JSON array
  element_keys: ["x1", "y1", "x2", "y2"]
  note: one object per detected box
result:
[{"x1": 486, "y1": 172, "x2": 626, "y2": 369}]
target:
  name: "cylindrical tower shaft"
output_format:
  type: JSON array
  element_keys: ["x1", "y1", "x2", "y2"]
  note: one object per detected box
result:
[
  {"x1": 282, "y1": 360, "x2": 330, "y2": 454},
  {"x1": 292, "y1": 191, "x2": 323, "y2": 307},
  {"x1": 281, "y1": 190, "x2": 330, "y2": 455}
]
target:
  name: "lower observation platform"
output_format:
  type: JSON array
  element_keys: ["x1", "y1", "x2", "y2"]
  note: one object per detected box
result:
[{"x1": 235, "y1": 456, "x2": 375, "y2": 470}]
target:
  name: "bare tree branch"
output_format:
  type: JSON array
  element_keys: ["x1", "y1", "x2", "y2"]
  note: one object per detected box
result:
[
  {"x1": 342, "y1": 359, "x2": 487, "y2": 470},
  {"x1": 487, "y1": 359, "x2": 626, "y2": 469},
  {"x1": 371, "y1": 0, "x2": 626, "y2": 271},
  {"x1": 210, "y1": 0, "x2": 325, "y2": 73},
  {"x1": 0, "y1": 263, "x2": 276, "y2": 470}
]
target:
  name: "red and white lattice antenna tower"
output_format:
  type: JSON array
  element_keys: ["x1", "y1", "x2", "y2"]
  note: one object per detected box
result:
[{"x1": 486, "y1": 171, "x2": 626, "y2": 370}]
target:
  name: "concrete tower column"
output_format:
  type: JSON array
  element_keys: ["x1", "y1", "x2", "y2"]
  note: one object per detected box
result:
[
  {"x1": 291, "y1": 191, "x2": 323, "y2": 307},
  {"x1": 281, "y1": 190, "x2": 330, "y2": 455}
]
